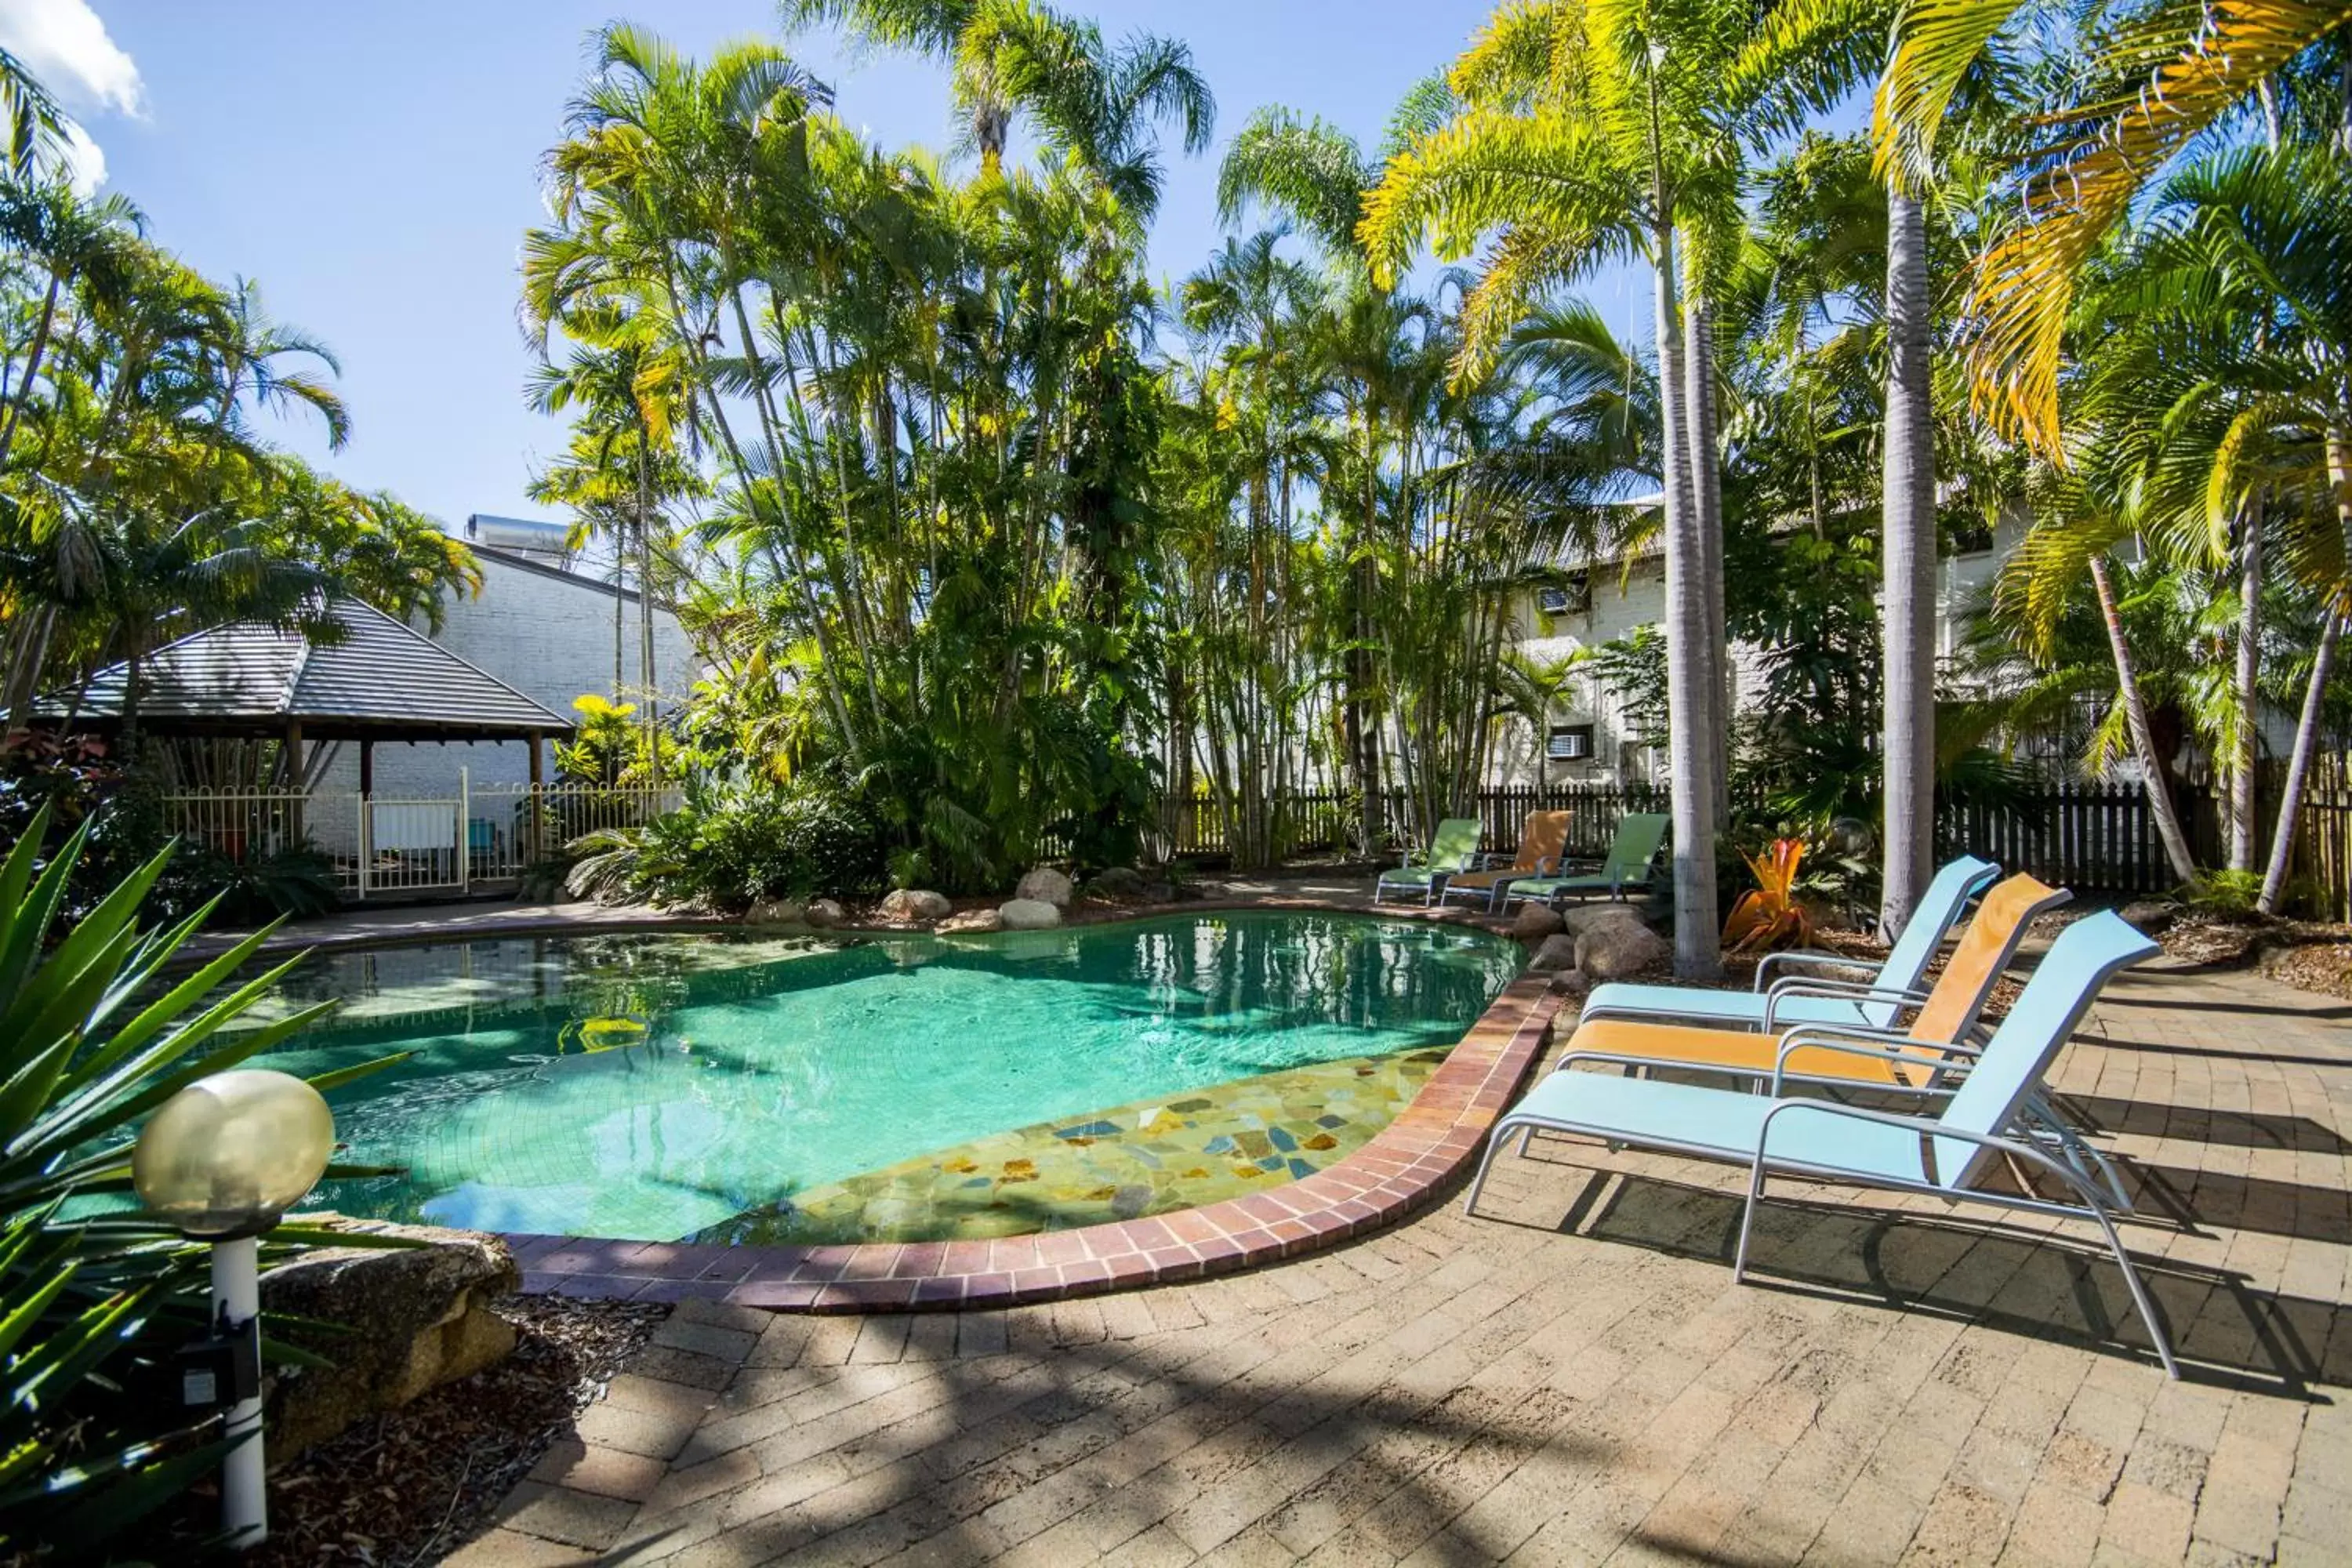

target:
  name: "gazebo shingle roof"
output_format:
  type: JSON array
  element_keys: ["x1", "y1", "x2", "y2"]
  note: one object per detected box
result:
[{"x1": 39, "y1": 597, "x2": 572, "y2": 741}]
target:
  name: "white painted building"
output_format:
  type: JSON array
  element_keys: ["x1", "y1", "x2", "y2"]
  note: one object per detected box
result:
[
  {"x1": 1485, "y1": 521, "x2": 2018, "y2": 788},
  {"x1": 309, "y1": 530, "x2": 696, "y2": 799}
]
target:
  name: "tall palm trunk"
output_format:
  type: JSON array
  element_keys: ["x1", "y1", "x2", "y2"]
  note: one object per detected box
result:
[
  {"x1": 2257, "y1": 426, "x2": 2352, "y2": 913},
  {"x1": 0, "y1": 270, "x2": 62, "y2": 471},
  {"x1": 2230, "y1": 495, "x2": 2264, "y2": 873},
  {"x1": 2089, "y1": 553, "x2": 2199, "y2": 883},
  {"x1": 1879, "y1": 188, "x2": 1938, "y2": 935},
  {"x1": 1682, "y1": 293, "x2": 1729, "y2": 827},
  {"x1": 1655, "y1": 216, "x2": 1719, "y2": 979},
  {"x1": 637, "y1": 441, "x2": 659, "y2": 789}
]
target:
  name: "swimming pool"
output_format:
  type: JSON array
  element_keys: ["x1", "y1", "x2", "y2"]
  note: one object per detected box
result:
[{"x1": 231, "y1": 912, "x2": 1522, "y2": 1242}]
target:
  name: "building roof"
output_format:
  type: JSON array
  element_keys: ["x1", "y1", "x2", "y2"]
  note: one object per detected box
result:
[
  {"x1": 38, "y1": 597, "x2": 574, "y2": 741},
  {"x1": 470, "y1": 543, "x2": 647, "y2": 605}
]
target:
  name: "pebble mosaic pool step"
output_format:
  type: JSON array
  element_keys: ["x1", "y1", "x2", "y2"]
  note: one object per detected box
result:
[{"x1": 697, "y1": 1047, "x2": 1453, "y2": 1245}]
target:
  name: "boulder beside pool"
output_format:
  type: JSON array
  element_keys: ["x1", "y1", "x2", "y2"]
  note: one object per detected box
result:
[
  {"x1": 998, "y1": 897, "x2": 1063, "y2": 930},
  {"x1": 258, "y1": 1219, "x2": 521, "y2": 1461},
  {"x1": 1014, "y1": 867, "x2": 1075, "y2": 908},
  {"x1": 879, "y1": 887, "x2": 953, "y2": 923}
]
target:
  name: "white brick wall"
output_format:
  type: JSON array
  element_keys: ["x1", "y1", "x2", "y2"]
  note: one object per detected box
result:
[{"x1": 312, "y1": 552, "x2": 696, "y2": 798}]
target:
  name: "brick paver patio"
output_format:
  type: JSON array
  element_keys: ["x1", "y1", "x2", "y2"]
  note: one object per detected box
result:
[{"x1": 448, "y1": 952, "x2": 2352, "y2": 1567}]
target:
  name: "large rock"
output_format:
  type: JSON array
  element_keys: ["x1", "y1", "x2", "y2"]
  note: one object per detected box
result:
[
  {"x1": 1014, "y1": 867, "x2": 1075, "y2": 909},
  {"x1": 998, "y1": 897, "x2": 1064, "y2": 931},
  {"x1": 1575, "y1": 915, "x2": 1669, "y2": 982},
  {"x1": 1561, "y1": 902, "x2": 1649, "y2": 938},
  {"x1": 1547, "y1": 967, "x2": 1591, "y2": 998},
  {"x1": 1526, "y1": 934, "x2": 1580, "y2": 974},
  {"x1": 2118, "y1": 899, "x2": 2177, "y2": 936},
  {"x1": 805, "y1": 898, "x2": 846, "y2": 928},
  {"x1": 940, "y1": 907, "x2": 1004, "y2": 935},
  {"x1": 1511, "y1": 904, "x2": 1566, "y2": 942},
  {"x1": 1086, "y1": 866, "x2": 1150, "y2": 902},
  {"x1": 745, "y1": 897, "x2": 806, "y2": 927},
  {"x1": 259, "y1": 1221, "x2": 520, "y2": 1461},
  {"x1": 879, "y1": 888, "x2": 953, "y2": 924}
]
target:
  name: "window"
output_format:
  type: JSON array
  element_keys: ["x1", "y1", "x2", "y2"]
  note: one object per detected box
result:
[
  {"x1": 1946, "y1": 519, "x2": 1995, "y2": 557},
  {"x1": 1537, "y1": 572, "x2": 1592, "y2": 617},
  {"x1": 1546, "y1": 724, "x2": 1595, "y2": 761}
]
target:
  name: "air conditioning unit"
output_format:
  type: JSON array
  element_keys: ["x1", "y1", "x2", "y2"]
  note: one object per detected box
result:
[
  {"x1": 1537, "y1": 573, "x2": 1592, "y2": 616},
  {"x1": 1547, "y1": 724, "x2": 1595, "y2": 761}
]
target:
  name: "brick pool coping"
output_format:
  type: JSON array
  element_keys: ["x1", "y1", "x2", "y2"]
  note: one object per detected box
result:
[{"x1": 503, "y1": 953, "x2": 1563, "y2": 1314}]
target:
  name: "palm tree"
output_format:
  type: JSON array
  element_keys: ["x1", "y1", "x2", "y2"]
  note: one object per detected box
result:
[
  {"x1": 0, "y1": 45, "x2": 67, "y2": 180},
  {"x1": 1360, "y1": 0, "x2": 1860, "y2": 977},
  {"x1": 1878, "y1": 0, "x2": 2352, "y2": 453},
  {"x1": 780, "y1": 0, "x2": 1211, "y2": 220},
  {"x1": 202, "y1": 278, "x2": 351, "y2": 454},
  {"x1": 0, "y1": 180, "x2": 143, "y2": 471},
  {"x1": 2082, "y1": 141, "x2": 2352, "y2": 909}
]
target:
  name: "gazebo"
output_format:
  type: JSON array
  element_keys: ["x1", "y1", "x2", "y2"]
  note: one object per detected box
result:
[
  {"x1": 40, "y1": 596, "x2": 573, "y2": 786},
  {"x1": 38, "y1": 598, "x2": 579, "y2": 894}
]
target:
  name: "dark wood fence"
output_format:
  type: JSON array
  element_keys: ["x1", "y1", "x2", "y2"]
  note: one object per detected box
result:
[{"x1": 1156, "y1": 757, "x2": 2352, "y2": 917}]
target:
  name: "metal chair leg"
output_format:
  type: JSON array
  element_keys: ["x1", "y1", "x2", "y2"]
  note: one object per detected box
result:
[
  {"x1": 1733, "y1": 1160, "x2": 1769, "y2": 1283},
  {"x1": 2085, "y1": 1200, "x2": 2180, "y2": 1379},
  {"x1": 1465, "y1": 1122, "x2": 1513, "y2": 1216}
]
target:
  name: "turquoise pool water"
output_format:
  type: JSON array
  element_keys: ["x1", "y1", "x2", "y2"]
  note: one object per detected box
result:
[{"x1": 234, "y1": 913, "x2": 1522, "y2": 1241}]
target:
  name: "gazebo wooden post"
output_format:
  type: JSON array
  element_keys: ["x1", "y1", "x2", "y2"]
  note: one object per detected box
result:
[
  {"x1": 358, "y1": 739, "x2": 374, "y2": 799},
  {"x1": 284, "y1": 719, "x2": 305, "y2": 848},
  {"x1": 527, "y1": 728, "x2": 544, "y2": 864}
]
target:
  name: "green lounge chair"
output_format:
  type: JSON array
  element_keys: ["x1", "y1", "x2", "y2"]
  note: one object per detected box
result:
[
  {"x1": 1466, "y1": 910, "x2": 2174, "y2": 1376},
  {"x1": 1576, "y1": 855, "x2": 2001, "y2": 1032},
  {"x1": 1497, "y1": 811, "x2": 1669, "y2": 909},
  {"x1": 1374, "y1": 816, "x2": 1482, "y2": 906}
]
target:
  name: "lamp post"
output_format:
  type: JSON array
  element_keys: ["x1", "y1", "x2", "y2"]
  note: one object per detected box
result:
[{"x1": 132, "y1": 1069, "x2": 335, "y2": 1552}]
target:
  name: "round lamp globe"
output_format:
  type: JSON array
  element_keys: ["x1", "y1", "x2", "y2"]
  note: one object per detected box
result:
[{"x1": 132, "y1": 1069, "x2": 335, "y2": 1239}]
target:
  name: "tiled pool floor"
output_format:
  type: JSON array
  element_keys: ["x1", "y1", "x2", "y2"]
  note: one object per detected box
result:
[{"x1": 695, "y1": 1046, "x2": 1454, "y2": 1245}]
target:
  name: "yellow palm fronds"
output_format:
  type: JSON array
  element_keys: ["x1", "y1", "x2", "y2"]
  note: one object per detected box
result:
[{"x1": 1969, "y1": 2, "x2": 2352, "y2": 454}]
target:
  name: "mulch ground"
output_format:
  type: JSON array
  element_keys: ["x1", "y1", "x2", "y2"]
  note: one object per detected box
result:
[
  {"x1": 252, "y1": 1296, "x2": 666, "y2": 1568},
  {"x1": 133, "y1": 1295, "x2": 666, "y2": 1567},
  {"x1": 2151, "y1": 912, "x2": 2352, "y2": 1000}
]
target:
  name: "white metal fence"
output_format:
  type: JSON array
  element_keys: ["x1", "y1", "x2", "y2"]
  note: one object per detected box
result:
[{"x1": 157, "y1": 776, "x2": 683, "y2": 900}]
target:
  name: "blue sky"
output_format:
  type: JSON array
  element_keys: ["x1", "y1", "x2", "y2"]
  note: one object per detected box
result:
[{"x1": 5, "y1": 0, "x2": 1675, "y2": 532}]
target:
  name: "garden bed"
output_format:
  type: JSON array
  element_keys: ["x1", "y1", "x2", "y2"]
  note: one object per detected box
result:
[{"x1": 136, "y1": 1297, "x2": 665, "y2": 1567}]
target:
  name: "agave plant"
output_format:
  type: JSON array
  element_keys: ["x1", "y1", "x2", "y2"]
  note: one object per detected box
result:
[{"x1": 0, "y1": 807, "x2": 404, "y2": 1558}]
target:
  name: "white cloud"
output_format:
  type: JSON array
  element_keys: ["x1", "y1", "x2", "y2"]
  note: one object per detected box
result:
[
  {"x1": 60, "y1": 119, "x2": 103, "y2": 194},
  {"x1": 0, "y1": 0, "x2": 144, "y2": 118}
]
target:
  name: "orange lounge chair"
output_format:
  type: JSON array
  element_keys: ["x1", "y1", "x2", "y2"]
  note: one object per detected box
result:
[
  {"x1": 1551, "y1": 873, "x2": 2071, "y2": 1094},
  {"x1": 1436, "y1": 811, "x2": 1571, "y2": 910}
]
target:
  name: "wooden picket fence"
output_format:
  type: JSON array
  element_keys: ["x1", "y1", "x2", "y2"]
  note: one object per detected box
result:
[{"x1": 1156, "y1": 757, "x2": 2352, "y2": 918}]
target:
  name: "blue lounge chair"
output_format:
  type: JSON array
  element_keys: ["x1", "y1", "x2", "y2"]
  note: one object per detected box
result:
[
  {"x1": 1577, "y1": 855, "x2": 2002, "y2": 1033},
  {"x1": 1467, "y1": 911, "x2": 2175, "y2": 1376}
]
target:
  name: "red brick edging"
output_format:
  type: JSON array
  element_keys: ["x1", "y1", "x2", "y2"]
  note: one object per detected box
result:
[{"x1": 507, "y1": 972, "x2": 1562, "y2": 1312}]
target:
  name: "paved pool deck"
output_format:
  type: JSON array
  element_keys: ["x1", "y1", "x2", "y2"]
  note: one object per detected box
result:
[{"x1": 439, "y1": 940, "x2": 2352, "y2": 1567}]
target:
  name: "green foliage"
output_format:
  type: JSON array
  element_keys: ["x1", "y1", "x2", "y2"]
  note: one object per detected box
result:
[
  {"x1": 0, "y1": 809, "x2": 396, "y2": 1557},
  {"x1": 556, "y1": 693, "x2": 649, "y2": 786},
  {"x1": 175, "y1": 842, "x2": 342, "y2": 924},
  {"x1": 568, "y1": 777, "x2": 889, "y2": 909},
  {"x1": 2183, "y1": 868, "x2": 2265, "y2": 916}
]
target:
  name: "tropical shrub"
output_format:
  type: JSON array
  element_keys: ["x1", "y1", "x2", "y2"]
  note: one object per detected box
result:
[
  {"x1": 173, "y1": 842, "x2": 344, "y2": 924},
  {"x1": 568, "y1": 777, "x2": 888, "y2": 909},
  {"x1": 1723, "y1": 839, "x2": 1817, "y2": 952},
  {"x1": 0, "y1": 808, "x2": 403, "y2": 1558}
]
